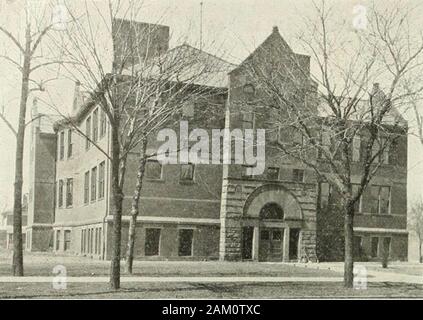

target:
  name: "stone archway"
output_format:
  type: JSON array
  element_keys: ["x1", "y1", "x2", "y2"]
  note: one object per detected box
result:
[
  {"x1": 243, "y1": 184, "x2": 302, "y2": 220},
  {"x1": 242, "y1": 184, "x2": 303, "y2": 262}
]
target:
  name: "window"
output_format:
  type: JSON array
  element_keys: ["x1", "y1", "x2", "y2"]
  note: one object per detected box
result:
[
  {"x1": 260, "y1": 203, "x2": 284, "y2": 220},
  {"x1": 58, "y1": 180, "x2": 64, "y2": 208},
  {"x1": 178, "y1": 229, "x2": 194, "y2": 257},
  {"x1": 87, "y1": 229, "x2": 92, "y2": 254},
  {"x1": 27, "y1": 230, "x2": 31, "y2": 249},
  {"x1": 94, "y1": 228, "x2": 98, "y2": 254},
  {"x1": 260, "y1": 230, "x2": 270, "y2": 240},
  {"x1": 100, "y1": 109, "x2": 106, "y2": 138},
  {"x1": 84, "y1": 171, "x2": 90, "y2": 204},
  {"x1": 97, "y1": 228, "x2": 102, "y2": 255},
  {"x1": 242, "y1": 165, "x2": 254, "y2": 179},
  {"x1": 145, "y1": 160, "x2": 162, "y2": 180},
  {"x1": 370, "y1": 185, "x2": 391, "y2": 215},
  {"x1": 267, "y1": 125, "x2": 279, "y2": 142},
  {"x1": 242, "y1": 111, "x2": 255, "y2": 129},
  {"x1": 67, "y1": 129, "x2": 73, "y2": 158},
  {"x1": 85, "y1": 116, "x2": 91, "y2": 150},
  {"x1": 351, "y1": 184, "x2": 362, "y2": 213},
  {"x1": 55, "y1": 230, "x2": 61, "y2": 251},
  {"x1": 272, "y1": 230, "x2": 282, "y2": 241},
  {"x1": 64, "y1": 230, "x2": 71, "y2": 251},
  {"x1": 320, "y1": 182, "x2": 331, "y2": 208},
  {"x1": 182, "y1": 102, "x2": 195, "y2": 118},
  {"x1": 81, "y1": 229, "x2": 85, "y2": 253},
  {"x1": 292, "y1": 169, "x2": 304, "y2": 182},
  {"x1": 371, "y1": 237, "x2": 379, "y2": 258},
  {"x1": 318, "y1": 130, "x2": 331, "y2": 159},
  {"x1": 291, "y1": 128, "x2": 304, "y2": 146},
  {"x1": 92, "y1": 108, "x2": 98, "y2": 142},
  {"x1": 353, "y1": 236, "x2": 363, "y2": 258},
  {"x1": 180, "y1": 164, "x2": 194, "y2": 181},
  {"x1": 59, "y1": 131, "x2": 65, "y2": 160},
  {"x1": 383, "y1": 237, "x2": 391, "y2": 257},
  {"x1": 145, "y1": 228, "x2": 161, "y2": 256},
  {"x1": 279, "y1": 126, "x2": 304, "y2": 146},
  {"x1": 379, "y1": 186, "x2": 391, "y2": 214},
  {"x1": 98, "y1": 161, "x2": 105, "y2": 199},
  {"x1": 352, "y1": 136, "x2": 360, "y2": 162},
  {"x1": 91, "y1": 167, "x2": 97, "y2": 201},
  {"x1": 372, "y1": 137, "x2": 390, "y2": 164},
  {"x1": 66, "y1": 178, "x2": 73, "y2": 207},
  {"x1": 266, "y1": 167, "x2": 279, "y2": 180}
]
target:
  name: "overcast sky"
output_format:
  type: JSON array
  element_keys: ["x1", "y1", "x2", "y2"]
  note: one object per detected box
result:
[{"x1": 0, "y1": 0, "x2": 422, "y2": 208}]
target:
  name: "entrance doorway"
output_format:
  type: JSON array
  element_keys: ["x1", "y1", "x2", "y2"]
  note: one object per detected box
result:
[{"x1": 258, "y1": 228, "x2": 283, "y2": 262}]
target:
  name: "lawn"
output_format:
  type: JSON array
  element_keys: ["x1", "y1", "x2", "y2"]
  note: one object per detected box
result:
[
  {"x1": 0, "y1": 250, "x2": 340, "y2": 278},
  {"x1": 1, "y1": 281, "x2": 422, "y2": 299},
  {"x1": 1, "y1": 250, "x2": 423, "y2": 299}
]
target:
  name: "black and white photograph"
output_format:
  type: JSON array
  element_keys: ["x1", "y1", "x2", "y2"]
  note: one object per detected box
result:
[{"x1": 0, "y1": 0, "x2": 422, "y2": 304}]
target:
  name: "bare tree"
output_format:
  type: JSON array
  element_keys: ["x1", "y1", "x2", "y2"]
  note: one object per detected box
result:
[
  {"x1": 240, "y1": 1, "x2": 422, "y2": 287},
  {"x1": 124, "y1": 44, "x2": 227, "y2": 273},
  {"x1": 409, "y1": 199, "x2": 423, "y2": 263},
  {"x1": 0, "y1": 3, "x2": 63, "y2": 276},
  {"x1": 47, "y1": 0, "x2": 227, "y2": 287}
]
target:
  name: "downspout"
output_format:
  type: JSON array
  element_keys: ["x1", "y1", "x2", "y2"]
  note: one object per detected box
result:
[{"x1": 102, "y1": 119, "x2": 110, "y2": 260}]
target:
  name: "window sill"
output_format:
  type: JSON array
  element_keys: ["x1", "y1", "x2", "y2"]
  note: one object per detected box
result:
[
  {"x1": 179, "y1": 180, "x2": 195, "y2": 185},
  {"x1": 356, "y1": 212, "x2": 393, "y2": 217}
]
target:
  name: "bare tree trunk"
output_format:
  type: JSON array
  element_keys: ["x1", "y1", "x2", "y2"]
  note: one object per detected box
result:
[
  {"x1": 109, "y1": 124, "x2": 124, "y2": 290},
  {"x1": 344, "y1": 199, "x2": 355, "y2": 288},
  {"x1": 419, "y1": 241, "x2": 422, "y2": 263},
  {"x1": 12, "y1": 27, "x2": 31, "y2": 277},
  {"x1": 126, "y1": 137, "x2": 147, "y2": 274}
]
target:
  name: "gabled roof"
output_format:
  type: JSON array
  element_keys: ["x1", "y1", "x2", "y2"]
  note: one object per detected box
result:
[
  {"x1": 131, "y1": 43, "x2": 237, "y2": 88},
  {"x1": 317, "y1": 95, "x2": 407, "y2": 127},
  {"x1": 230, "y1": 26, "x2": 296, "y2": 74}
]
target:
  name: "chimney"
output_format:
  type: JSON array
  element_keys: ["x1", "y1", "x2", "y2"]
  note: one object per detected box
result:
[
  {"x1": 371, "y1": 83, "x2": 380, "y2": 94},
  {"x1": 370, "y1": 82, "x2": 387, "y2": 108},
  {"x1": 112, "y1": 19, "x2": 170, "y2": 69},
  {"x1": 272, "y1": 26, "x2": 279, "y2": 33}
]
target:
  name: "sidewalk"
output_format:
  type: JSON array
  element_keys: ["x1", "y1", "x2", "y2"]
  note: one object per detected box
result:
[
  {"x1": 0, "y1": 273, "x2": 420, "y2": 284},
  {"x1": 285, "y1": 262, "x2": 423, "y2": 285}
]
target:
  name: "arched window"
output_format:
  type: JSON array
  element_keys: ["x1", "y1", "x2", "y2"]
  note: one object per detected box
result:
[{"x1": 259, "y1": 202, "x2": 284, "y2": 220}]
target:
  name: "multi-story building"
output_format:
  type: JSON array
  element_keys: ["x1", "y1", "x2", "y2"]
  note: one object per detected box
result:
[
  {"x1": 0, "y1": 195, "x2": 28, "y2": 249},
  {"x1": 25, "y1": 20, "x2": 408, "y2": 262}
]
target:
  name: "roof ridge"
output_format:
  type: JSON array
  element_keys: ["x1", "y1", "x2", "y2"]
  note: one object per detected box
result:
[{"x1": 169, "y1": 43, "x2": 237, "y2": 68}]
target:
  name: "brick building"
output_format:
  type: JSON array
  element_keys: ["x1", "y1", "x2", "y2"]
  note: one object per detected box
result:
[
  {"x1": 0, "y1": 195, "x2": 28, "y2": 249},
  {"x1": 25, "y1": 21, "x2": 408, "y2": 262}
]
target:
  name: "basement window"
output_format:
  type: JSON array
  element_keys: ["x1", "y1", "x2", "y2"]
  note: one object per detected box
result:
[
  {"x1": 145, "y1": 228, "x2": 161, "y2": 256},
  {"x1": 178, "y1": 229, "x2": 194, "y2": 257},
  {"x1": 145, "y1": 160, "x2": 162, "y2": 180}
]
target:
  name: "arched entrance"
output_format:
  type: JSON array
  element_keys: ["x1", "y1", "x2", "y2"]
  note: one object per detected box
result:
[
  {"x1": 241, "y1": 185, "x2": 303, "y2": 262},
  {"x1": 258, "y1": 203, "x2": 284, "y2": 261}
]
